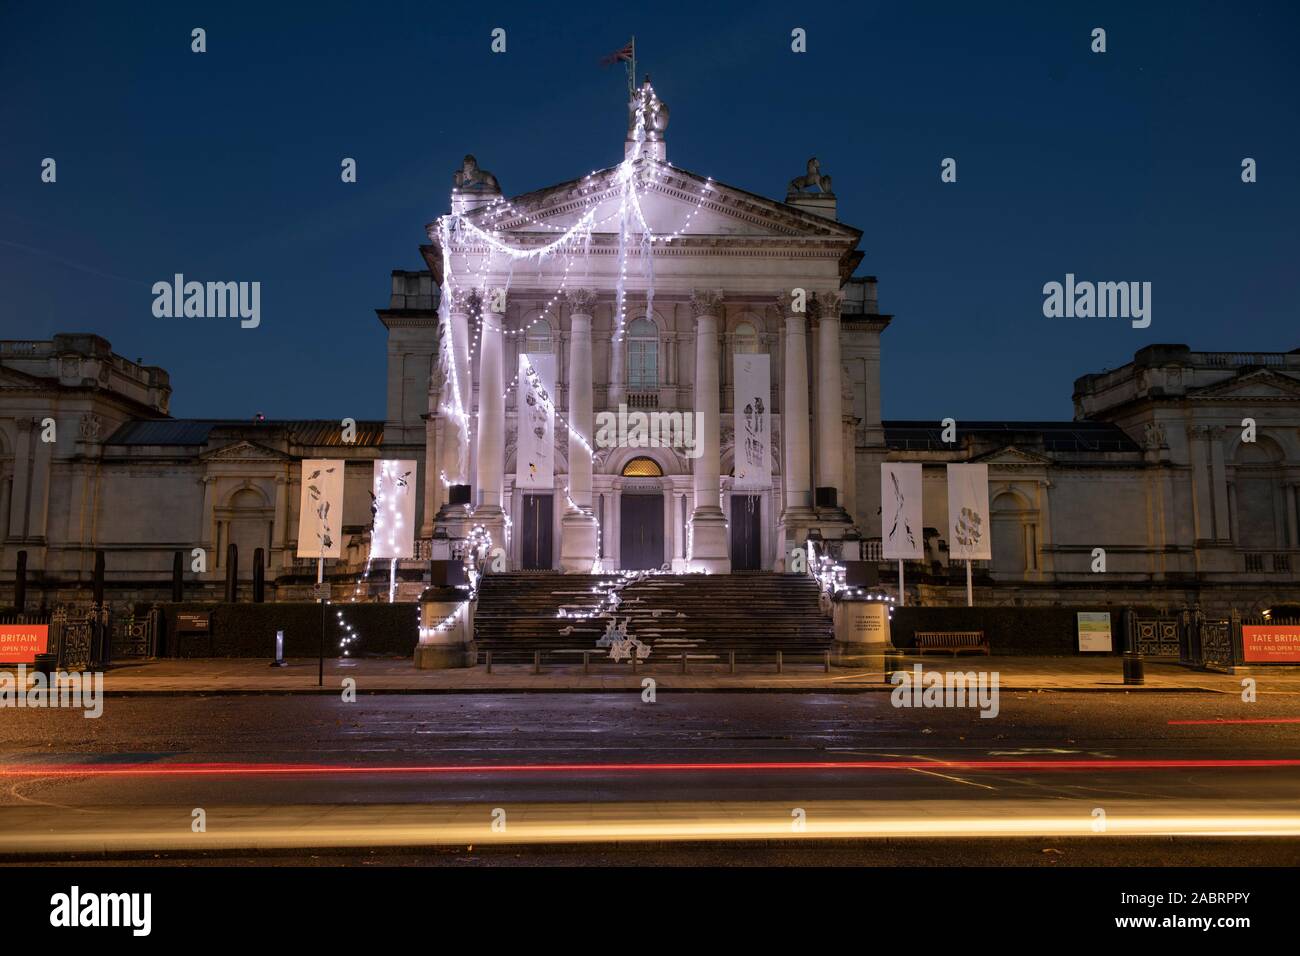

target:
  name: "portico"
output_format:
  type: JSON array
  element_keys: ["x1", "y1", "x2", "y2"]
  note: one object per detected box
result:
[{"x1": 415, "y1": 79, "x2": 882, "y2": 574}]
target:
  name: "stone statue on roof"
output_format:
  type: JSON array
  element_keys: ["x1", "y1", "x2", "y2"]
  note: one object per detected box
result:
[
  {"x1": 788, "y1": 157, "x2": 834, "y2": 197},
  {"x1": 452, "y1": 155, "x2": 500, "y2": 192}
]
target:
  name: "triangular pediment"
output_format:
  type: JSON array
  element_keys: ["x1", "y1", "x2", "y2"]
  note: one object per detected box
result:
[
  {"x1": 1192, "y1": 369, "x2": 1300, "y2": 400},
  {"x1": 972, "y1": 445, "x2": 1055, "y2": 466},
  {"x1": 460, "y1": 162, "x2": 862, "y2": 243},
  {"x1": 201, "y1": 440, "x2": 288, "y2": 462}
]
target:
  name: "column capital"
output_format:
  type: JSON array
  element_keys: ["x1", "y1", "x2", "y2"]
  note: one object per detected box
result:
[
  {"x1": 814, "y1": 289, "x2": 845, "y2": 320},
  {"x1": 565, "y1": 287, "x2": 598, "y2": 315},
  {"x1": 776, "y1": 291, "x2": 806, "y2": 321},
  {"x1": 448, "y1": 287, "x2": 474, "y2": 314},
  {"x1": 690, "y1": 288, "x2": 725, "y2": 319}
]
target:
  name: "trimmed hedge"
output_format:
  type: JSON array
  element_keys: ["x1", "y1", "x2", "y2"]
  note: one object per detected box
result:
[
  {"x1": 889, "y1": 605, "x2": 1126, "y2": 655},
  {"x1": 159, "y1": 603, "x2": 419, "y2": 658}
]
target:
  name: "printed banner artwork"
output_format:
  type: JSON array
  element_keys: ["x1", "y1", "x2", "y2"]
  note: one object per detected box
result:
[
  {"x1": 1242, "y1": 625, "x2": 1300, "y2": 663},
  {"x1": 297, "y1": 459, "x2": 346, "y2": 559},
  {"x1": 946, "y1": 463, "x2": 991, "y2": 561},
  {"x1": 516, "y1": 353, "x2": 556, "y2": 490},
  {"x1": 880, "y1": 463, "x2": 924, "y2": 560},
  {"x1": 0, "y1": 625, "x2": 49, "y2": 664},
  {"x1": 370, "y1": 460, "x2": 418, "y2": 559},
  {"x1": 733, "y1": 353, "x2": 771, "y2": 490},
  {"x1": 1076, "y1": 611, "x2": 1113, "y2": 653}
]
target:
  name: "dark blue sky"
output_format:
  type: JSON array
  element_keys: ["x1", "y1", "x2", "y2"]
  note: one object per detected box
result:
[{"x1": 2, "y1": 1, "x2": 1297, "y2": 421}]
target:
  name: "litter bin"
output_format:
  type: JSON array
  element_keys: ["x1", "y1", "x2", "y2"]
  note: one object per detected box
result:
[{"x1": 32, "y1": 653, "x2": 57, "y2": 677}]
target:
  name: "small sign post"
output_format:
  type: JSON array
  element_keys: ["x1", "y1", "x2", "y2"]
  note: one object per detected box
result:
[{"x1": 1077, "y1": 612, "x2": 1113, "y2": 653}]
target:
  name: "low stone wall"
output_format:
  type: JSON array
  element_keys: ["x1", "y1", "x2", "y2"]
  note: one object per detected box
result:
[
  {"x1": 890, "y1": 605, "x2": 1126, "y2": 655},
  {"x1": 157, "y1": 602, "x2": 419, "y2": 658}
]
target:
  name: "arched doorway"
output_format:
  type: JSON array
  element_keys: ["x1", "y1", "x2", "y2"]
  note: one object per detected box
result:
[{"x1": 620, "y1": 456, "x2": 664, "y2": 570}]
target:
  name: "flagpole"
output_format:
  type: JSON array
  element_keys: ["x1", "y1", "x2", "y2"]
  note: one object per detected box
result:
[{"x1": 629, "y1": 36, "x2": 636, "y2": 100}]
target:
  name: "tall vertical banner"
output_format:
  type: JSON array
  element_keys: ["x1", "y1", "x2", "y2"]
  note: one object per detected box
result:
[
  {"x1": 881, "y1": 463, "x2": 924, "y2": 559},
  {"x1": 733, "y1": 353, "x2": 771, "y2": 490},
  {"x1": 516, "y1": 353, "x2": 556, "y2": 490},
  {"x1": 946, "y1": 463, "x2": 991, "y2": 561},
  {"x1": 297, "y1": 459, "x2": 345, "y2": 559},
  {"x1": 370, "y1": 460, "x2": 417, "y2": 559}
]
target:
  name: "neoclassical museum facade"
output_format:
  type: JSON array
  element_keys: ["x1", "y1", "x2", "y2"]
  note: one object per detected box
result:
[{"x1": 2, "y1": 83, "x2": 1299, "y2": 613}]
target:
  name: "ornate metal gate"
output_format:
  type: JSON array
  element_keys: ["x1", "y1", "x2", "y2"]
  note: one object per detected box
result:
[{"x1": 1134, "y1": 616, "x2": 1180, "y2": 658}]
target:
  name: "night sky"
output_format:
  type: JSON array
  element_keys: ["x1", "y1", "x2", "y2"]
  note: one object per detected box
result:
[{"x1": 2, "y1": 1, "x2": 1296, "y2": 422}]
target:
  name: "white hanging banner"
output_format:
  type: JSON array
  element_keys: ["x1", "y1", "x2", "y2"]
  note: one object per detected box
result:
[
  {"x1": 370, "y1": 460, "x2": 417, "y2": 559},
  {"x1": 881, "y1": 462, "x2": 924, "y2": 560},
  {"x1": 297, "y1": 459, "x2": 345, "y2": 559},
  {"x1": 516, "y1": 353, "x2": 556, "y2": 490},
  {"x1": 946, "y1": 463, "x2": 991, "y2": 561},
  {"x1": 733, "y1": 353, "x2": 771, "y2": 490}
]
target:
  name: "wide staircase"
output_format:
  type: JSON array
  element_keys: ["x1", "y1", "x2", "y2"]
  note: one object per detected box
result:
[{"x1": 473, "y1": 572, "x2": 831, "y2": 665}]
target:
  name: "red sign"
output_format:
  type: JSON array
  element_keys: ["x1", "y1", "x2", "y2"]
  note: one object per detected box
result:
[
  {"x1": 1242, "y1": 625, "x2": 1300, "y2": 663},
  {"x1": 0, "y1": 625, "x2": 49, "y2": 664}
]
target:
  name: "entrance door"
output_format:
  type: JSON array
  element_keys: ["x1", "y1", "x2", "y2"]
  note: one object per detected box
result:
[
  {"x1": 520, "y1": 494, "x2": 553, "y2": 569},
  {"x1": 620, "y1": 494, "x2": 664, "y2": 570},
  {"x1": 730, "y1": 494, "x2": 762, "y2": 570}
]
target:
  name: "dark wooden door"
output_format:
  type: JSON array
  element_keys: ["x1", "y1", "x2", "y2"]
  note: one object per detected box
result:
[
  {"x1": 730, "y1": 494, "x2": 762, "y2": 570},
  {"x1": 620, "y1": 494, "x2": 664, "y2": 570},
  {"x1": 520, "y1": 494, "x2": 553, "y2": 569}
]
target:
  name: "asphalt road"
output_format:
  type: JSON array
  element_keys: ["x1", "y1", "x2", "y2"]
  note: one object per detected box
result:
[{"x1": 2, "y1": 690, "x2": 1299, "y2": 864}]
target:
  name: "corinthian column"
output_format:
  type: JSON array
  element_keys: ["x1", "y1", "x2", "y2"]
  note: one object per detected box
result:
[
  {"x1": 777, "y1": 290, "x2": 815, "y2": 564},
  {"x1": 814, "y1": 289, "x2": 849, "y2": 520},
  {"x1": 440, "y1": 288, "x2": 474, "y2": 486},
  {"x1": 560, "y1": 288, "x2": 599, "y2": 571},
  {"x1": 688, "y1": 289, "x2": 730, "y2": 572},
  {"x1": 473, "y1": 289, "x2": 507, "y2": 558}
]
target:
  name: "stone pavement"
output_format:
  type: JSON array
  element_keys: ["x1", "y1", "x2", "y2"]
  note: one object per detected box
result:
[{"x1": 44, "y1": 655, "x2": 1300, "y2": 695}]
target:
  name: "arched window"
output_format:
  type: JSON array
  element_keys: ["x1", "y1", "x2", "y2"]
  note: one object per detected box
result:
[
  {"x1": 524, "y1": 318, "x2": 553, "y2": 354},
  {"x1": 622, "y1": 456, "x2": 663, "y2": 477},
  {"x1": 626, "y1": 317, "x2": 658, "y2": 389},
  {"x1": 733, "y1": 321, "x2": 759, "y2": 354}
]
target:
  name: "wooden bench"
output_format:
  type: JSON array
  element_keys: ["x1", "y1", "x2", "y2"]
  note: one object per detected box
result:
[{"x1": 913, "y1": 630, "x2": 989, "y2": 655}]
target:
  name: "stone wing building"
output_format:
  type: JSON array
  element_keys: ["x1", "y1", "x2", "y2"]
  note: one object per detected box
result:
[{"x1": 2, "y1": 83, "x2": 1298, "y2": 615}]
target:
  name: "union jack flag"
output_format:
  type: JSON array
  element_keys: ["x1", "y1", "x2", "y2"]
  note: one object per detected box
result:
[{"x1": 600, "y1": 40, "x2": 634, "y2": 66}]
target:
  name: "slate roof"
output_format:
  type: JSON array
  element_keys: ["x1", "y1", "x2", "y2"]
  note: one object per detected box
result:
[
  {"x1": 883, "y1": 420, "x2": 1141, "y2": 453},
  {"x1": 105, "y1": 419, "x2": 385, "y2": 447}
]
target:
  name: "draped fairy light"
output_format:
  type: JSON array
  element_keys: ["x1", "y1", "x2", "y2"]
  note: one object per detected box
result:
[
  {"x1": 418, "y1": 524, "x2": 495, "y2": 640},
  {"x1": 433, "y1": 79, "x2": 723, "y2": 585}
]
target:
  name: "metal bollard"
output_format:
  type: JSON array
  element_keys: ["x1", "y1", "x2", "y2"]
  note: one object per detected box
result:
[
  {"x1": 533, "y1": 649, "x2": 541, "y2": 675},
  {"x1": 1122, "y1": 651, "x2": 1145, "y2": 685},
  {"x1": 824, "y1": 649, "x2": 831, "y2": 673},
  {"x1": 583, "y1": 650, "x2": 590, "y2": 675},
  {"x1": 681, "y1": 651, "x2": 688, "y2": 674},
  {"x1": 485, "y1": 650, "x2": 492, "y2": 674},
  {"x1": 729, "y1": 649, "x2": 736, "y2": 674},
  {"x1": 776, "y1": 650, "x2": 783, "y2": 674}
]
